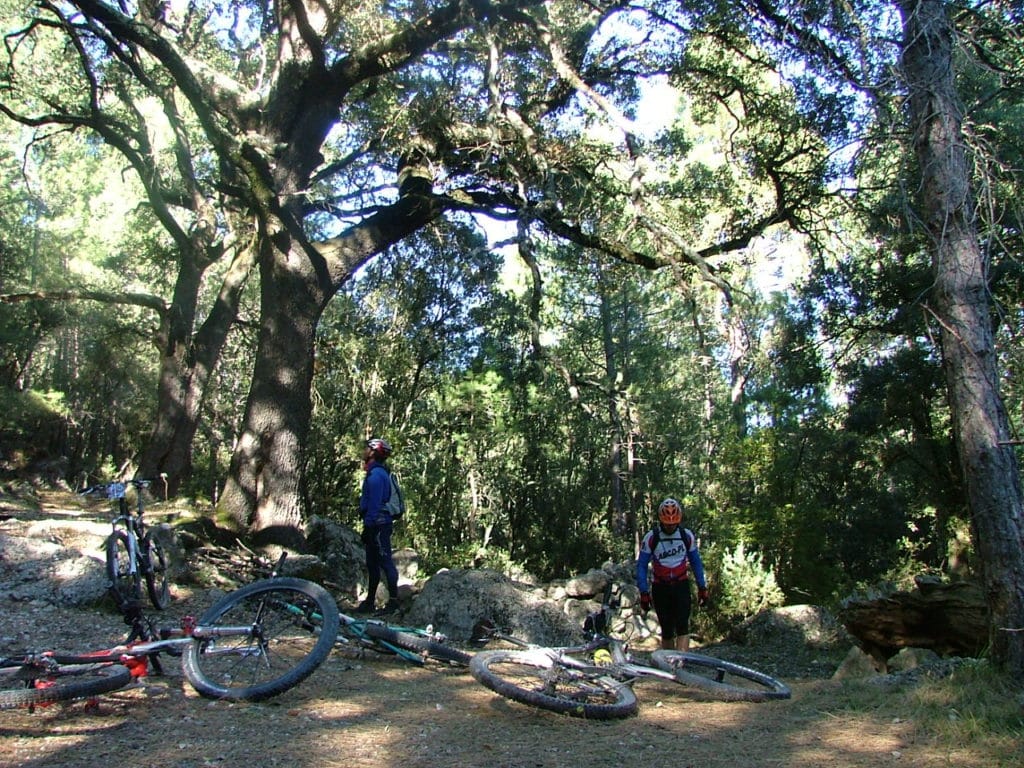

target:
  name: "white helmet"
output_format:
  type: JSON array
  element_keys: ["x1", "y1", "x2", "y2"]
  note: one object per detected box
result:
[{"x1": 366, "y1": 437, "x2": 393, "y2": 459}]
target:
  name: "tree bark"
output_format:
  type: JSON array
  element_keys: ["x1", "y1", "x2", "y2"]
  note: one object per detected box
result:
[
  {"x1": 219, "y1": 191, "x2": 447, "y2": 543},
  {"x1": 839, "y1": 577, "x2": 989, "y2": 660},
  {"x1": 900, "y1": 0, "x2": 1024, "y2": 677},
  {"x1": 138, "y1": 247, "x2": 254, "y2": 494},
  {"x1": 219, "y1": 233, "x2": 325, "y2": 549}
]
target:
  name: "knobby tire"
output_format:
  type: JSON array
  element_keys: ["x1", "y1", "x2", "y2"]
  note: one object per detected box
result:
[
  {"x1": 182, "y1": 577, "x2": 339, "y2": 702},
  {"x1": 105, "y1": 530, "x2": 141, "y2": 606},
  {"x1": 651, "y1": 651, "x2": 791, "y2": 702},
  {"x1": 142, "y1": 529, "x2": 171, "y2": 610},
  {"x1": 0, "y1": 663, "x2": 132, "y2": 710},
  {"x1": 362, "y1": 623, "x2": 471, "y2": 666},
  {"x1": 469, "y1": 648, "x2": 637, "y2": 719}
]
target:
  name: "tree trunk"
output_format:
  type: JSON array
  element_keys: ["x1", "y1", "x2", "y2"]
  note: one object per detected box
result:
[
  {"x1": 839, "y1": 576, "x2": 989, "y2": 660},
  {"x1": 138, "y1": 247, "x2": 254, "y2": 493},
  {"x1": 218, "y1": 234, "x2": 328, "y2": 550},
  {"x1": 900, "y1": 0, "x2": 1024, "y2": 677},
  {"x1": 597, "y1": 269, "x2": 628, "y2": 535},
  {"x1": 219, "y1": 191, "x2": 446, "y2": 544}
]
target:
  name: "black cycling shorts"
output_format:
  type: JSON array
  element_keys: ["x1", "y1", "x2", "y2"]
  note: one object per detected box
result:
[{"x1": 651, "y1": 580, "x2": 693, "y2": 640}]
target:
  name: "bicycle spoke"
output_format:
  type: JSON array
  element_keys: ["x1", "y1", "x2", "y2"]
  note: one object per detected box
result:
[
  {"x1": 182, "y1": 578, "x2": 338, "y2": 701},
  {"x1": 470, "y1": 649, "x2": 637, "y2": 719}
]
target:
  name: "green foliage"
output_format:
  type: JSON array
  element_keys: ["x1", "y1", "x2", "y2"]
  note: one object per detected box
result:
[
  {"x1": 0, "y1": 387, "x2": 66, "y2": 442},
  {"x1": 715, "y1": 541, "x2": 786, "y2": 619},
  {"x1": 691, "y1": 540, "x2": 785, "y2": 638},
  {"x1": 2, "y1": 0, "x2": 1020, "y2": 620}
]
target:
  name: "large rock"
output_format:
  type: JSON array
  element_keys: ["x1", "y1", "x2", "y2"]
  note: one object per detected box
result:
[
  {"x1": 403, "y1": 567, "x2": 586, "y2": 645},
  {"x1": 832, "y1": 645, "x2": 884, "y2": 680},
  {"x1": 305, "y1": 516, "x2": 421, "y2": 605},
  {"x1": 731, "y1": 604, "x2": 850, "y2": 649},
  {"x1": 0, "y1": 517, "x2": 112, "y2": 605},
  {"x1": 563, "y1": 568, "x2": 611, "y2": 598},
  {"x1": 887, "y1": 647, "x2": 941, "y2": 672}
]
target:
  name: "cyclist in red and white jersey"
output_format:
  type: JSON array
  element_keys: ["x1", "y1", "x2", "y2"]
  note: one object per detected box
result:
[{"x1": 636, "y1": 498, "x2": 710, "y2": 651}]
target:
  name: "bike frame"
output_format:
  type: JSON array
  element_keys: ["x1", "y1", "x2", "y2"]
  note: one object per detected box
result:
[
  {"x1": 0, "y1": 615, "x2": 269, "y2": 696},
  {"x1": 3, "y1": 552, "x2": 340, "y2": 710},
  {"x1": 105, "y1": 481, "x2": 151, "y2": 581},
  {"x1": 336, "y1": 613, "x2": 448, "y2": 664},
  {"x1": 485, "y1": 627, "x2": 678, "y2": 687}
]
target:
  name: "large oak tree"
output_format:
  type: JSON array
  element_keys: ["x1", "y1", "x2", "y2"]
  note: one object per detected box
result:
[{"x1": 2, "y1": 0, "x2": 819, "y2": 542}]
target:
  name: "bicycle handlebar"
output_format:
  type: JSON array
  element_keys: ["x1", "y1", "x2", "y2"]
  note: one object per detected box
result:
[{"x1": 79, "y1": 479, "x2": 153, "y2": 499}]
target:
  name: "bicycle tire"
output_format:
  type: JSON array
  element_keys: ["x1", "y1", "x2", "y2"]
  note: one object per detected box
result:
[
  {"x1": 469, "y1": 648, "x2": 637, "y2": 719},
  {"x1": 182, "y1": 576, "x2": 339, "y2": 702},
  {"x1": 362, "y1": 623, "x2": 471, "y2": 666},
  {"x1": 0, "y1": 663, "x2": 132, "y2": 710},
  {"x1": 651, "y1": 651, "x2": 791, "y2": 702},
  {"x1": 142, "y1": 529, "x2": 171, "y2": 610},
  {"x1": 105, "y1": 530, "x2": 141, "y2": 605}
]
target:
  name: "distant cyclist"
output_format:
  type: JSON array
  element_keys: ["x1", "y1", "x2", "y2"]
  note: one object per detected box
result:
[
  {"x1": 355, "y1": 437, "x2": 400, "y2": 614},
  {"x1": 636, "y1": 498, "x2": 710, "y2": 651}
]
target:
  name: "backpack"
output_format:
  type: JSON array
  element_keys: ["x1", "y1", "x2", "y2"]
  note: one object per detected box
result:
[
  {"x1": 647, "y1": 526, "x2": 693, "y2": 555},
  {"x1": 377, "y1": 466, "x2": 406, "y2": 519}
]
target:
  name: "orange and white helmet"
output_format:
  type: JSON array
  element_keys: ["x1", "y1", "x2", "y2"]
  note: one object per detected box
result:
[{"x1": 658, "y1": 498, "x2": 682, "y2": 526}]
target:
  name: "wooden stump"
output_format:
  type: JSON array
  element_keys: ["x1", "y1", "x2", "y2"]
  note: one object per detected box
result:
[{"x1": 838, "y1": 576, "x2": 988, "y2": 660}]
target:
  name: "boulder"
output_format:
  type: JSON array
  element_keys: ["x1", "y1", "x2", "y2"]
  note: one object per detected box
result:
[
  {"x1": 305, "y1": 516, "x2": 421, "y2": 604},
  {"x1": 887, "y1": 647, "x2": 941, "y2": 672},
  {"x1": 0, "y1": 518, "x2": 112, "y2": 606},
  {"x1": 731, "y1": 604, "x2": 850, "y2": 649},
  {"x1": 563, "y1": 568, "x2": 611, "y2": 598},
  {"x1": 832, "y1": 645, "x2": 884, "y2": 680},
  {"x1": 402, "y1": 567, "x2": 585, "y2": 645}
]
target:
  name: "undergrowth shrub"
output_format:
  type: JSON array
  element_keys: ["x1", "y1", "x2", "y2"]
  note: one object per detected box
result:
[{"x1": 696, "y1": 542, "x2": 785, "y2": 638}]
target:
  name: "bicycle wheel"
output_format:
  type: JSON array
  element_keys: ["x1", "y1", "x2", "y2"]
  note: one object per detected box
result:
[
  {"x1": 0, "y1": 663, "x2": 132, "y2": 710},
  {"x1": 469, "y1": 649, "x2": 637, "y2": 719},
  {"x1": 105, "y1": 530, "x2": 141, "y2": 605},
  {"x1": 651, "y1": 651, "x2": 791, "y2": 702},
  {"x1": 362, "y1": 623, "x2": 471, "y2": 666},
  {"x1": 142, "y1": 529, "x2": 171, "y2": 610},
  {"x1": 182, "y1": 577, "x2": 339, "y2": 702}
]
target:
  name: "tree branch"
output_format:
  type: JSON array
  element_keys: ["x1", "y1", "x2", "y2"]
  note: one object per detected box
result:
[{"x1": 0, "y1": 290, "x2": 168, "y2": 316}]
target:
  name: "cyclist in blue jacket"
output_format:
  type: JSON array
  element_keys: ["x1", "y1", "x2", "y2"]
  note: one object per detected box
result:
[
  {"x1": 355, "y1": 437, "x2": 400, "y2": 614},
  {"x1": 636, "y1": 498, "x2": 710, "y2": 651}
]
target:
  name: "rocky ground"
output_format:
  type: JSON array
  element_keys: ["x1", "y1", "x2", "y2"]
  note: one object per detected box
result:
[{"x1": 1, "y1": 487, "x2": 1020, "y2": 768}]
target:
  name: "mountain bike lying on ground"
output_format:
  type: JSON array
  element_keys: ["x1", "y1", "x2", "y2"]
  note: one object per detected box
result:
[
  {"x1": 81, "y1": 478, "x2": 171, "y2": 610},
  {"x1": 230, "y1": 548, "x2": 471, "y2": 668},
  {"x1": 0, "y1": 556, "x2": 340, "y2": 710},
  {"x1": 331, "y1": 607, "x2": 471, "y2": 667},
  {"x1": 468, "y1": 585, "x2": 790, "y2": 719}
]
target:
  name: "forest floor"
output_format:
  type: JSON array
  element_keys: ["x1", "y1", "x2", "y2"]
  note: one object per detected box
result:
[{"x1": 1, "y1": 491, "x2": 1021, "y2": 768}]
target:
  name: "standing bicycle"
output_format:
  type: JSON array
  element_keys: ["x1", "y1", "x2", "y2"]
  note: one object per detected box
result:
[
  {"x1": 469, "y1": 584, "x2": 790, "y2": 718},
  {"x1": 81, "y1": 479, "x2": 171, "y2": 610}
]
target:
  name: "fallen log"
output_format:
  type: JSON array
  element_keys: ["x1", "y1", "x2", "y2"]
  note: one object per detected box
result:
[{"x1": 838, "y1": 575, "x2": 988, "y2": 661}]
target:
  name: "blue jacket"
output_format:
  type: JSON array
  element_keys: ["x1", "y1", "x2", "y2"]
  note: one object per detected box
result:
[{"x1": 360, "y1": 461, "x2": 392, "y2": 527}]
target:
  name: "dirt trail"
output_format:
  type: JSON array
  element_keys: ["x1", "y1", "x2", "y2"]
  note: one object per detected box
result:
[
  {"x1": 1, "y1": 492, "x2": 1019, "y2": 768},
  {"x1": 3, "y1": 589, "x2": 1018, "y2": 768}
]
